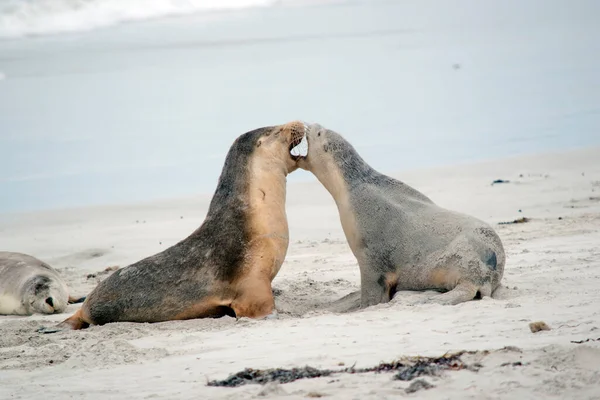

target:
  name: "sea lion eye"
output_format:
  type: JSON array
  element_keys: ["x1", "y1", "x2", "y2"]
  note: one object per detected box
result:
[{"x1": 317, "y1": 132, "x2": 321, "y2": 137}]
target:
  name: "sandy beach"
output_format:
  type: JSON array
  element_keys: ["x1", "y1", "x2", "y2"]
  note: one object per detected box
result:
[{"x1": 1, "y1": 146, "x2": 599, "y2": 399}]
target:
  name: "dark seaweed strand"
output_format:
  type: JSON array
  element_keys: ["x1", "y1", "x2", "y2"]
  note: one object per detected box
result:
[{"x1": 206, "y1": 351, "x2": 477, "y2": 387}]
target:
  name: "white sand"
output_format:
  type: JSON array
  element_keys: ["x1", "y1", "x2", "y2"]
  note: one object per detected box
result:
[{"x1": 1, "y1": 147, "x2": 599, "y2": 399}]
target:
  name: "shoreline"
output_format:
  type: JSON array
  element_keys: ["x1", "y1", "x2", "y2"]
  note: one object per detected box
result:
[{"x1": 2, "y1": 144, "x2": 598, "y2": 217}]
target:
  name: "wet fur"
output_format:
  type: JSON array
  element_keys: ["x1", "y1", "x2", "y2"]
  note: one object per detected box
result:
[
  {"x1": 58, "y1": 122, "x2": 302, "y2": 330},
  {"x1": 299, "y1": 124, "x2": 506, "y2": 308}
]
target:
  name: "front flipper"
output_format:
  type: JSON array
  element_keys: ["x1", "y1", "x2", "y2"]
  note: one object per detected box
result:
[
  {"x1": 360, "y1": 270, "x2": 399, "y2": 308},
  {"x1": 327, "y1": 290, "x2": 361, "y2": 313},
  {"x1": 231, "y1": 278, "x2": 276, "y2": 319}
]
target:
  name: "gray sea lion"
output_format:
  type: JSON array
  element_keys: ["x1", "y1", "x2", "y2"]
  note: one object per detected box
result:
[
  {"x1": 296, "y1": 123, "x2": 505, "y2": 307},
  {"x1": 0, "y1": 252, "x2": 85, "y2": 315},
  {"x1": 55, "y1": 121, "x2": 305, "y2": 330}
]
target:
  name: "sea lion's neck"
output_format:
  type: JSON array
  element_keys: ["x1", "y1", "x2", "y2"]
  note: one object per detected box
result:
[
  {"x1": 307, "y1": 139, "x2": 376, "y2": 200},
  {"x1": 307, "y1": 156, "x2": 349, "y2": 204},
  {"x1": 245, "y1": 157, "x2": 290, "y2": 280},
  {"x1": 247, "y1": 158, "x2": 289, "y2": 238},
  {"x1": 304, "y1": 151, "x2": 365, "y2": 256}
]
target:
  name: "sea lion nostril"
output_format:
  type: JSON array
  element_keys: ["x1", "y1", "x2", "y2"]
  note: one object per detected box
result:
[{"x1": 46, "y1": 297, "x2": 54, "y2": 308}]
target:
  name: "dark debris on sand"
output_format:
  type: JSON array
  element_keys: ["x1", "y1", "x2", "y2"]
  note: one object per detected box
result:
[
  {"x1": 405, "y1": 378, "x2": 435, "y2": 393},
  {"x1": 348, "y1": 351, "x2": 474, "y2": 381},
  {"x1": 86, "y1": 265, "x2": 120, "y2": 280},
  {"x1": 498, "y1": 217, "x2": 530, "y2": 225},
  {"x1": 571, "y1": 337, "x2": 600, "y2": 344},
  {"x1": 206, "y1": 366, "x2": 333, "y2": 387},
  {"x1": 207, "y1": 351, "x2": 476, "y2": 388}
]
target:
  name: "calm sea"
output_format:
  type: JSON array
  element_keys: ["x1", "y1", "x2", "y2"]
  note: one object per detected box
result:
[{"x1": 1, "y1": 0, "x2": 599, "y2": 212}]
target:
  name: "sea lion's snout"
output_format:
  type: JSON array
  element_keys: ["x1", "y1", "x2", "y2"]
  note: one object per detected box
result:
[{"x1": 294, "y1": 123, "x2": 327, "y2": 169}]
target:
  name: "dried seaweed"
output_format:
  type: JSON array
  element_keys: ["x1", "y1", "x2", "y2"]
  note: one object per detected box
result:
[
  {"x1": 349, "y1": 351, "x2": 470, "y2": 381},
  {"x1": 206, "y1": 351, "x2": 475, "y2": 388},
  {"x1": 207, "y1": 366, "x2": 333, "y2": 387}
]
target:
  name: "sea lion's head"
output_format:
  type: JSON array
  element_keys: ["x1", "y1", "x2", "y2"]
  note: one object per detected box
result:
[
  {"x1": 253, "y1": 121, "x2": 310, "y2": 174},
  {"x1": 294, "y1": 122, "x2": 349, "y2": 171},
  {"x1": 24, "y1": 275, "x2": 69, "y2": 314}
]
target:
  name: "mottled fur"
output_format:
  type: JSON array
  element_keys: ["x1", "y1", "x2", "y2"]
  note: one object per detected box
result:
[
  {"x1": 298, "y1": 124, "x2": 505, "y2": 308},
  {"x1": 0, "y1": 252, "x2": 80, "y2": 315},
  {"x1": 57, "y1": 122, "x2": 304, "y2": 330}
]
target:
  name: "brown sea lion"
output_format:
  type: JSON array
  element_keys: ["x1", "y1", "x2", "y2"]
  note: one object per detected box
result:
[
  {"x1": 0, "y1": 251, "x2": 85, "y2": 315},
  {"x1": 53, "y1": 121, "x2": 306, "y2": 330},
  {"x1": 296, "y1": 123, "x2": 506, "y2": 308}
]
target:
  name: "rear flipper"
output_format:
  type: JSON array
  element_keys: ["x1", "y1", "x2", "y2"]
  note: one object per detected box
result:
[
  {"x1": 417, "y1": 281, "x2": 481, "y2": 306},
  {"x1": 37, "y1": 309, "x2": 90, "y2": 334},
  {"x1": 68, "y1": 295, "x2": 87, "y2": 304}
]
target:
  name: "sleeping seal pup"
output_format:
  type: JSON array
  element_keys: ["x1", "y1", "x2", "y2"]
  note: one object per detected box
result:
[
  {"x1": 0, "y1": 251, "x2": 85, "y2": 315},
  {"x1": 296, "y1": 123, "x2": 505, "y2": 308}
]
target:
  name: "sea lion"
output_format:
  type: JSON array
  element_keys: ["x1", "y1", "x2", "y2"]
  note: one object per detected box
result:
[
  {"x1": 296, "y1": 123, "x2": 505, "y2": 307},
  {"x1": 55, "y1": 121, "x2": 306, "y2": 330},
  {"x1": 0, "y1": 252, "x2": 85, "y2": 316}
]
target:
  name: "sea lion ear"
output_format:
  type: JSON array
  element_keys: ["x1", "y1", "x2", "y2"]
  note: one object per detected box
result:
[{"x1": 257, "y1": 140, "x2": 262, "y2": 148}]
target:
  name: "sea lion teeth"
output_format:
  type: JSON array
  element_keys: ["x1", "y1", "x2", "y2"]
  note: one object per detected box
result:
[{"x1": 290, "y1": 132, "x2": 308, "y2": 158}]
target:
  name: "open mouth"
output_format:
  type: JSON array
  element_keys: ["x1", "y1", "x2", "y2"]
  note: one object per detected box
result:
[{"x1": 289, "y1": 125, "x2": 308, "y2": 160}]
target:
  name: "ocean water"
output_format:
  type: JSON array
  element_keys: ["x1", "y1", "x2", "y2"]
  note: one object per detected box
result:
[
  {"x1": 0, "y1": 0, "x2": 599, "y2": 213},
  {"x1": 0, "y1": 0, "x2": 279, "y2": 38}
]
